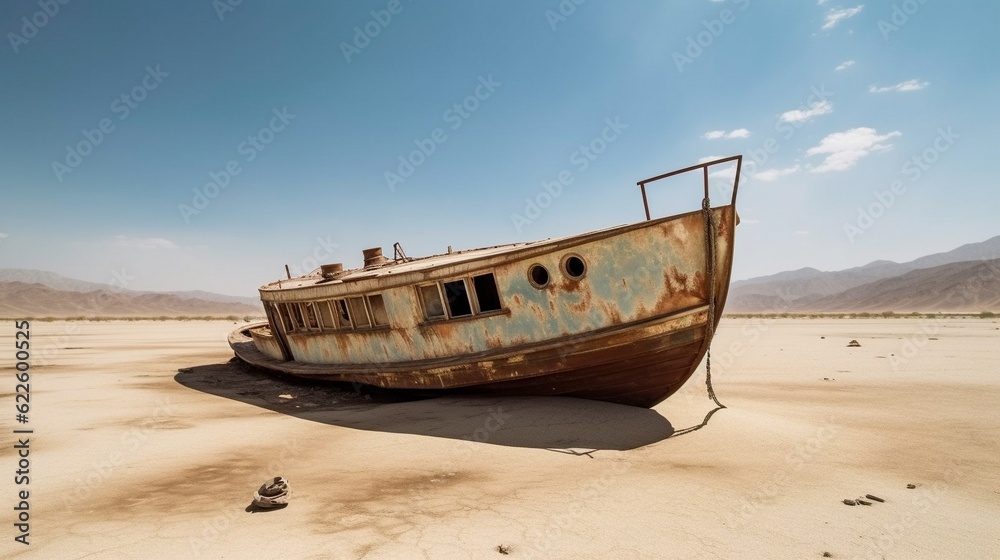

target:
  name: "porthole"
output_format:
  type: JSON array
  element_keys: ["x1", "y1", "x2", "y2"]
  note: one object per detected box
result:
[
  {"x1": 562, "y1": 254, "x2": 586, "y2": 280},
  {"x1": 528, "y1": 264, "x2": 550, "y2": 288}
]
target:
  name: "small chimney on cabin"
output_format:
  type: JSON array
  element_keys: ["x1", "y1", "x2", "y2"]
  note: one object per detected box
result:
[
  {"x1": 320, "y1": 263, "x2": 344, "y2": 279},
  {"x1": 362, "y1": 247, "x2": 388, "y2": 268}
]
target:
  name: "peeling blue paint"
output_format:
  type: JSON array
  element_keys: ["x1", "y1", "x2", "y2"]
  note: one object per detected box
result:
[{"x1": 265, "y1": 208, "x2": 733, "y2": 365}]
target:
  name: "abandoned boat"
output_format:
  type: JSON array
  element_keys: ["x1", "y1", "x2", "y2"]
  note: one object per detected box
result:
[{"x1": 229, "y1": 155, "x2": 742, "y2": 408}]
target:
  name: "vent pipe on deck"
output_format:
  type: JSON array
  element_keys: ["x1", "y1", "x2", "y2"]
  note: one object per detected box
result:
[
  {"x1": 320, "y1": 263, "x2": 344, "y2": 279},
  {"x1": 362, "y1": 247, "x2": 388, "y2": 268}
]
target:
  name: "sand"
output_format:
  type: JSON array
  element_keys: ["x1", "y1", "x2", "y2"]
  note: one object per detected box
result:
[{"x1": 2, "y1": 318, "x2": 998, "y2": 559}]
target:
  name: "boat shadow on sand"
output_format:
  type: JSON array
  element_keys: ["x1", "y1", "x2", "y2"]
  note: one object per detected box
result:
[{"x1": 174, "y1": 359, "x2": 699, "y2": 452}]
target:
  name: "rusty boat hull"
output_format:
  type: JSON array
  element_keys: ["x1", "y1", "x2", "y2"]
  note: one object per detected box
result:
[{"x1": 229, "y1": 156, "x2": 742, "y2": 408}]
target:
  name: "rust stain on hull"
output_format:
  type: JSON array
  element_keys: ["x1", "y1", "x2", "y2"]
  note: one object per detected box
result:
[
  {"x1": 230, "y1": 156, "x2": 743, "y2": 408},
  {"x1": 233, "y1": 303, "x2": 716, "y2": 408}
]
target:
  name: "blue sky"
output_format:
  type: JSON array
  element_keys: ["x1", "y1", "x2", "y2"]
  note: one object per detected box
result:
[{"x1": 1, "y1": 0, "x2": 997, "y2": 297}]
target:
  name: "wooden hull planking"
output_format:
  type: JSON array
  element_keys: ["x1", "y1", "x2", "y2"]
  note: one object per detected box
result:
[{"x1": 228, "y1": 156, "x2": 741, "y2": 408}]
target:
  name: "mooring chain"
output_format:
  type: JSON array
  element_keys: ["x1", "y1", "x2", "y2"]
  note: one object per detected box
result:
[{"x1": 702, "y1": 197, "x2": 726, "y2": 409}]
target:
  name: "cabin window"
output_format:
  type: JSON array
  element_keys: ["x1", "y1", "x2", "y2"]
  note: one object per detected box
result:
[
  {"x1": 318, "y1": 300, "x2": 337, "y2": 330},
  {"x1": 276, "y1": 304, "x2": 288, "y2": 331},
  {"x1": 269, "y1": 304, "x2": 278, "y2": 330},
  {"x1": 419, "y1": 272, "x2": 503, "y2": 322},
  {"x1": 472, "y1": 273, "x2": 502, "y2": 313},
  {"x1": 274, "y1": 303, "x2": 293, "y2": 333},
  {"x1": 303, "y1": 302, "x2": 320, "y2": 330},
  {"x1": 336, "y1": 300, "x2": 352, "y2": 329},
  {"x1": 367, "y1": 294, "x2": 390, "y2": 326},
  {"x1": 528, "y1": 264, "x2": 550, "y2": 288},
  {"x1": 419, "y1": 284, "x2": 446, "y2": 320},
  {"x1": 348, "y1": 296, "x2": 371, "y2": 328},
  {"x1": 289, "y1": 303, "x2": 305, "y2": 331},
  {"x1": 562, "y1": 254, "x2": 586, "y2": 279},
  {"x1": 443, "y1": 280, "x2": 473, "y2": 317}
]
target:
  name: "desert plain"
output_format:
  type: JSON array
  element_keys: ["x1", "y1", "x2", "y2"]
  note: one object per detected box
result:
[{"x1": 2, "y1": 317, "x2": 998, "y2": 559}]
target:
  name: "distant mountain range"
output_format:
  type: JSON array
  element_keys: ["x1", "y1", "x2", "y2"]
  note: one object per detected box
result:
[
  {"x1": 0, "y1": 269, "x2": 263, "y2": 318},
  {"x1": 727, "y1": 235, "x2": 1000, "y2": 313},
  {"x1": 5, "y1": 235, "x2": 1000, "y2": 318}
]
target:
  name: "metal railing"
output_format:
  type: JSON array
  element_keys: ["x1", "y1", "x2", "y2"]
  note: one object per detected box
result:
[{"x1": 636, "y1": 155, "x2": 742, "y2": 221}]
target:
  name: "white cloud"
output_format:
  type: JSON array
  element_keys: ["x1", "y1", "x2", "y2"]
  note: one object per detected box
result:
[
  {"x1": 869, "y1": 79, "x2": 929, "y2": 93},
  {"x1": 817, "y1": 0, "x2": 829, "y2": 5},
  {"x1": 702, "y1": 128, "x2": 750, "y2": 140},
  {"x1": 807, "y1": 127, "x2": 901, "y2": 173},
  {"x1": 113, "y1": 235, "x2": 178, "y2": 250},
  {"x1": 709, "y1": 166, "x2": 741, "y2": 182},
  {"x1": 822, "y1": 5, "x2": 863, "y2": 30},
  {"x1": 835, "y1": 60, "x2": 855, "y2": 71},
  {"x1": 753, "y1": 165, "x2": 801, "y2": 181},
  {"x1": 710, "y1": 168, "x2": 735, "y2": 180},
  {"x1": 779, "y1": 100, "x2": 833, "y2": 124},
  {"x1": 0, "y1": 232, "x2": 8, "y2": 243},
  {"x1": 794, "y1": 230, "x2": 810, "y2": 235},
  {"x1": 698, "y1": 156, "x2": 741, "y2": 181}
]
